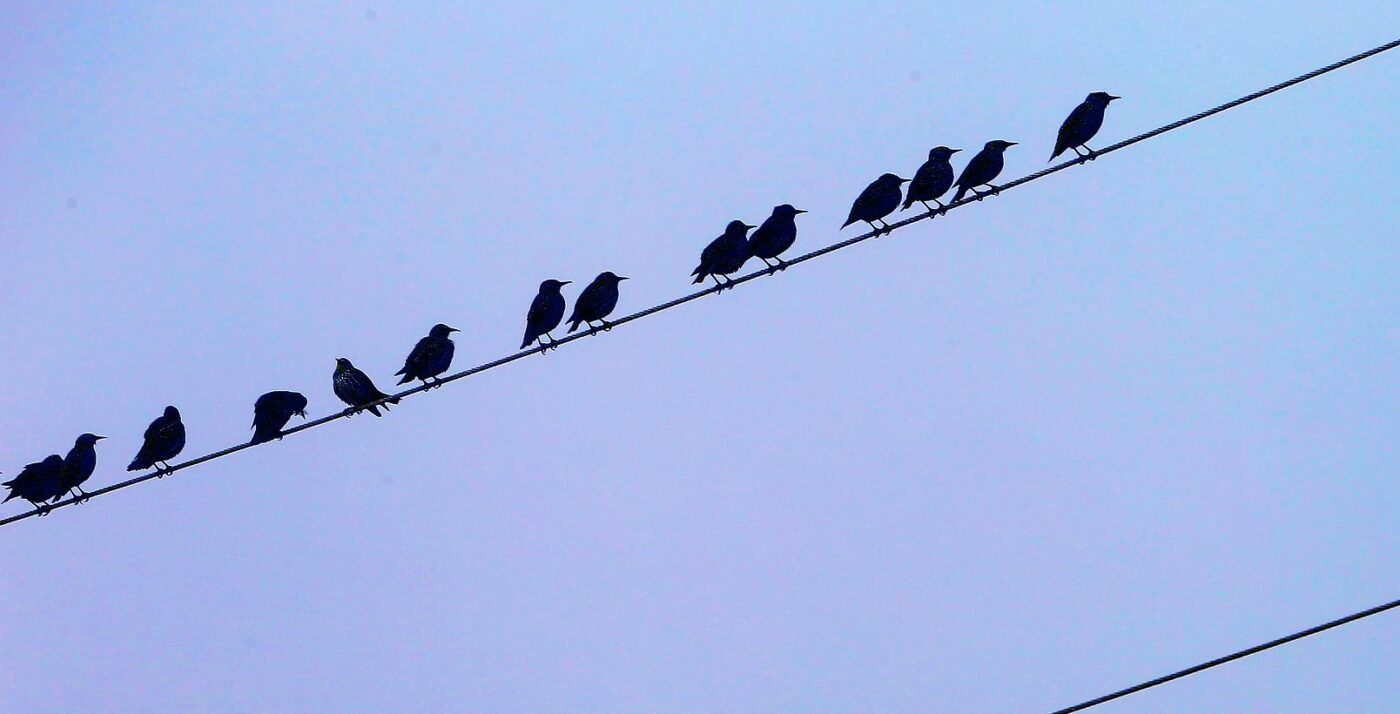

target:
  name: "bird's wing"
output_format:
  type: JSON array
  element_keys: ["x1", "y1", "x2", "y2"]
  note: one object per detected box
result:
[{"x1": 1055, "y1": 102, "x2": 1093, "y2": 153}]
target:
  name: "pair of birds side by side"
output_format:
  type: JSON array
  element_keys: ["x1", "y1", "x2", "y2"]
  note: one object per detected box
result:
[
  {"x1": 2, "y1": 433, "x2": 106, "y2": 512},
  {"x1": 519, "y1": 271, "x2": 630, "y2": 346},
  {"x1": 691, "y1": 204, "x2": 808, "y2": 289}
]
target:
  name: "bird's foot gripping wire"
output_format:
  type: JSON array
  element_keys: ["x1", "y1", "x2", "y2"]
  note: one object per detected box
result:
[
  {"x1": 920, "y1": 201, "x2": 939, "y2": 217},
  {"x1": 935, "y1": 200, "x2": 949, "y2": 216},
  {"x1": 763, "y1": 258, "x2": 787, "y2": 276},
  {"x1": 35, "y1": 503, "x2": 51, "y2": 517}
]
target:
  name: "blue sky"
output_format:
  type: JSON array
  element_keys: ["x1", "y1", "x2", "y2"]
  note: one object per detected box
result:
[{"x1": 2, "y1": 3, "x2": 1397, "y2": 711}]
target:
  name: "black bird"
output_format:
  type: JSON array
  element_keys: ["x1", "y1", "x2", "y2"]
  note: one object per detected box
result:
[
  {"x1": 3, "y1": 455, "x2": 64, "y2": 513},
  {"x1": 747, "y1": 204, "x2": 807, "y2": 273},
  {"x1": 1050, "y1": 92, "x2": 1119, "y2": 162},
  {"x1": 250, "y1": 391, "x2": 309, "y2": 445},
  {"x1": 127, "y1": 406, "x2": 186, "y2": 473},
  {"x1": 567, "y1": 271, "x2": 628, "y2": 333},
  {"x1": 902, "y1": 146, "x2": 961, "y2": 214},
  {"x1": 692, "y1": 220, "x2": 755, "y2": 290},
  {"x1": 521, "y1": 279, "x2": 571, "y2": 350},
  {"x1": 951, "y1": 140, "x2": 1018, "y2": 203},
  {"x1": 843, "y1": 173, "x2": 909, "y2": 235},
  {"x1": 57, "y1": 433, "x2": 105, "y2": 502},
  {"x1": 333, "y1": 358, "x2": 400, "y2": 416},
  {"x1": 396, "y1": 323, "x2": 460, "y2": 388}
]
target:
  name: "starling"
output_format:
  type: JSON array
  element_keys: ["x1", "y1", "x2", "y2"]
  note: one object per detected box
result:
[
  {"x1": 57, "y1": 433, "x2": 105, "y2": 502},
  {"x1": 521, "y1": 279, "x2": 571, "y2": 350},
  {"x1": 1050, "y1": 92, "x2": 1119, "y2": 162},
  {"x1": 567, "y1": 271, "x2": 628, "y2": 333},
  {"x1": 843, "y1": 173, "x2": 909, "y2": 235},
  {"x1": 902, "y1": 146, "x2": 961, "y2": 214},
  {"x1": 127, "y1": 406, "x2": 186, "y2": 473},
  {"x1": 951, "y1": 140, "x2": 1018, "y2": 203},
  {"x1": 396, "y1": 323, "x2": 460, "y2": 388},
  {"x1": 3, "y1": 455, "x2": 64, "y2": 513},
  {"x1": 250, "y1": 391, "x2": 309, "y2": 445},
  {"x1": 747, "y1": 204, "x2": 807, "y2": 273},
  {"x1": 333, "y1": 358, "x2": 400, "y2": 416},
  {"x1": 692, "y1": 220, "x2": 755, "y2": 290}
]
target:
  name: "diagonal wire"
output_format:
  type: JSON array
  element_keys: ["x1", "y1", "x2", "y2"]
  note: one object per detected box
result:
[
  {"x1": 2, "y1": 37, "x2": 1396, "y2": 528},
  {"x1": 1049, "y1": 598, "x2": 1400, "y2": 713}
]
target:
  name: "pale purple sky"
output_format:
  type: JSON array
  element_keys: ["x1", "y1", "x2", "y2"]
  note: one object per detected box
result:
[{"x1": 2, "y1": 3, "x2": 1397, "y2": 712}]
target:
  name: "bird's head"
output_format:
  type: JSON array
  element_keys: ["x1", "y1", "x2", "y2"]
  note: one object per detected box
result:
[
  {"x1": 879, "y1": 173, "x2": 911, "y2": 185},
  {"x1": 931, "y1": 146, "x2": 961, "y2": 160},
  {"x1": 163, "y1": 406, "x2": 181, "y2": 420},
  {"x1": 540, "y1": 278, "x2": 571, "y2": 292},
  {"x1": 43, "y1": 454, "x2": 64, "y2": 469},
  {"x1": 76, "y1": 433, "x2": 106, "y2": 447},
  {"x1": 774, "y1": 203, "x2": 807, "y2": 218},
  {"x1": 335, "y1": 358, "x2": 353, "y2": 370},
  {"x1": 287, "y1": 392, "x2": 309, "y2": 417},
  {"x1": 429, "y1": 323, "x2": 459, "y2": 338},
  {"x1": 1088, "y1": 91, "x2": 1120, "y2": 105},
  {"x1": 987, "y1": 139, "x2": 1017, "y2": 151},
  {"x1": 599, "y1": 271, "x2": 628, "y2": 284},
  {"x1": 725, "y1": 219, "x2": 756, "y2": 236}
]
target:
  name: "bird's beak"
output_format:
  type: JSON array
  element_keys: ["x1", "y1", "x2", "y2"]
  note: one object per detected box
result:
[
  {"x1": 447, "y1": 327, "x2": 460, "y2": 333},
  {"x1": 951, "y1": 148, "x2": 963, "y2": 153},
  {"x1": 744, "y1": 224, "x2": 757, "y2": 230},
  {"x1": 1107, "y1": 95, "x2": 1121, "y2": 101},
  {"x1": 898, "y1": 177, "x2": 910, "y2": 183},
  {"x1": 794, "y1": 209, "x2": 808, "y2": 214},
  {"x1": 561, "y1": 280, "x2": 572, "y2": 286},
  {"x1": 618, "y1": 276, "x2": 630, "y2": 281},
  {"x1": 95, "y1": 435, "x2": 107, "y2": 440},
  {"x1": 1006, "y1": 142, "x2": 1018, "y2": 147}
]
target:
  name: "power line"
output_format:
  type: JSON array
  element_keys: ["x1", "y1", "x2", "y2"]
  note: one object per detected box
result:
[
  {"x1": 3, "y1": 37, "x2": 1396, "y2": 528},
  {"x1": 1049, "y1": 597, "x2": 1400, "y2": 713}
]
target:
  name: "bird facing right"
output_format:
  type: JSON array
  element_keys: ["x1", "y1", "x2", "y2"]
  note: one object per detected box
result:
[
  {"x1": 395, "y1": 323, "x2": 460, "y2": 388},
  {"x1": 521, "y1": 279, "x2": 571, "y2": 350},
  {"x1": 127, "y1": 406, "x2": 186, "y2": 473},
  {"x1": 748, "y1": 204, "x2": 807, "y2": 273},
  {"x1": 692, "y1": 220, "x2": 755, "y2": 290},
  {"x1": 951, "y1": 140, "x2": 1018, "y2": 203},
  {"x1": 1050, "y1": 91, "x2": 1119, "y2": 162},
  {"x1": 843, "y1": 173, "x2": 909, "y2": 234},
  {"x1": 250, "y1": 391, "x2": 309, "y2": 444},
  {"x1": 57, "y1": 433, "x2": 105, "y2": 502},
  {"x1": 333, "y1": 358, "x2": 400, "y2": 417},
  {"x1": 568, "y1": 271, "x2": 628, "y2": 333},
  {"x1": 902, "y1": 146, "x2": 961, "y2": 214}
]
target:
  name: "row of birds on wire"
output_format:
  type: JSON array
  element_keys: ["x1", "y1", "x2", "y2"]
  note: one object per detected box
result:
[{"x1": 3, "y1": 92, "x2": 1122, "y2": 515}]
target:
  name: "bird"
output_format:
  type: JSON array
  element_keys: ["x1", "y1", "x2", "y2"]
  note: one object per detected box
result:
[
  {"x1": 395, "y1": 323, "x2": 460, "y2": 388},
  {"x1": 747, "y1": 204, "x2": 807, "y2": 273},
  {"x1": 3, "y1": 455, "x2": 64, "y2": 513},
  {"x1": 127, "y1": 406, "x2": 186, "y2": 473},
  {"x1": 333, "y1": 358, "x2": 400, "y2": 416},
  {"x1": 692, "y1": 220, "x2": 755, "y2": 290},
  {"x1": 1050, "y1": 92, "x2": 1119, "y2": 162},
  {"x1": 250, "y1": 391, "x2": 309, "y2": 445},
  {"x1": 843, "y1": 173, "x2": 909, "y2": 235},
  {"x1": 521, "y1": 279, "x2": 571, "y2": 350},
  {"x1": 57, "y1": 433, "x2": 105, "y2": 503},
  {"x1": 567, "y1": 271, "x2": 628, "y2": 333},
  {"x1": 951, "y1": 140, "x2": 1018, "y2": 203},
  {"x1": 902, "y1": 146, "x2": 961, "y2": 214}
]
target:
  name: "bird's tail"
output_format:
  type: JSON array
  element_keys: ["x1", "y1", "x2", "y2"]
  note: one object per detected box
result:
[
  {"x1": 691, "y1": 271, "x2": 706, "y2": 284},
  {"x1": 568, "y1": 318, "x2": 583, "y2": 333},
  {"x1": 249, "y1": 427, "x2": 278, "y2": 445},
  {"x1": 901, "y1": 196, "x2": 915, "y2": 211},
  {"x1": 2, "y1": 490, "x2": 18, "y2": 503},
  {"x1": 841, "y1": 217, "x2": 857, "y2": 229},
  {"x1": 1048, "y1": 148, "x2": 1064, "y2": 162},
  {"x1": 396, "y1": 373, "x2": 413, "y2": 385},
  {"x1": 951, "y1": 185, "x2": 968, "y2": 203},
  {"x1": 520, "y1": 333, "x2": 534, "y2": 349},
  {"x1": 126, "y1": 457, "x2": 149, "y2": 472}
]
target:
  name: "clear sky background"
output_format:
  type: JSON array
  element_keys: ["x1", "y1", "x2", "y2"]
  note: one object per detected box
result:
[{"x1": 2, "y1": 3, "x2": 1397, "y2": 712}]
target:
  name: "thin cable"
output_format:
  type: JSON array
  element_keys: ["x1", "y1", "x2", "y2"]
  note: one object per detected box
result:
[
  {"x1": 2, "y1": 38, "x2": 1396, "y2": 528},
  {"x1": 1049, "y1": 598, "x2": 1400, "y2": 713}
]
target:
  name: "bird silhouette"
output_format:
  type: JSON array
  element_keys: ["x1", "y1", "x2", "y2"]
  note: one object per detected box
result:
[
  {"x1": 951, "y1": 140, "x2": 1017, "y2": 203},
  {"x1": 334, "y1": 358, "x2": 399, "y2": 416},
  {"x1": 1051, "y1": 92, "x2": 1119, "y2": 162},
  {"x1": 902, "y1": 147, "x2": 961, "y2": 214},
  {"x1": 57, "y1": 433, "x2": 105, "y2": 502},
  {"x1": 3, "y1": 455, "x2": 64, "y2": 513},
  {"x1": 843, "y1": 173, "x2": 909, "y2": 235},
  {"x1": 747, "y1": 204, "x2": 807, "y2": 273},
  {"x1": 568, "y1": 271, "x2": 628, "y2": 333},
  {"x1": 250, "y1": 391, "x2": 309, "y2": 444},
  {"x1": 521, "y1": 279, "x2": 571, "y2": 350},
  {"x1": 127, "y1": 406, "x2": 186, "y2": 473},
  {"x1": 692, "y1": 220, "x2": 755, "y2": 290},
  {"x1": 396, "y1": 323, "x2": 459, "y2": 388}
]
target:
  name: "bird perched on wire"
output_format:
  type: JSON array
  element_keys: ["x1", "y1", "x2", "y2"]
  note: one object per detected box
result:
[
  {"x1": 127, "y1": 406, "x2": 186, "y2": 473},
  {"x1": 3, "y1": 455, "x2": 64, "y2": 513},
  {"x1": 902, "y1": 146, "x2": 961, "y2": 214},
  {"x1": 568, "y1": 271, "x2": 628, "y2": 333},
  {"x1": 1050, "y1": 92, "x2": 1119, "y2": 162},
  {"x1": 334, "y1": 358, "x2": 399, "y2": 417},
  {"x1": 521, "y1": 279, "x2": 571, "y2": 351},
  {"x1": 396, "y1": 323, "x2": 460, "y2": 388},
  {"x1": 692, "y1": 220, "x2": 755, "y2": 290},
  {"x1": 250, "y1": 391, "x2": 309, "y2": 444},
  {"x1": 748, "y1": 204, "x2": 807, "y2": 273},
  {"x1": 951, "y1": 140, "x2": 1017, "y2": 203},
  {"x1": 843, "y1": 173, "x2": 909, "y2": 235},
  {"x1": 57, "y1": 433, "x2": 105, "y2": 502}
]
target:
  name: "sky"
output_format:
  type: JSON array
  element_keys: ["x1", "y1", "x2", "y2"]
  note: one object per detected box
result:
[{"x1": 1, "y1": 2, "x2": 1397, "y2": 712}]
